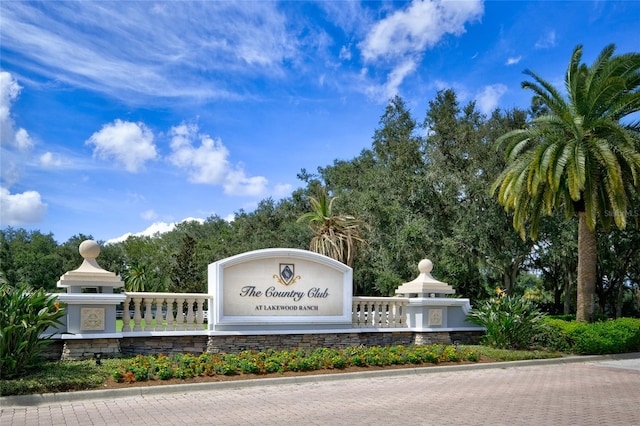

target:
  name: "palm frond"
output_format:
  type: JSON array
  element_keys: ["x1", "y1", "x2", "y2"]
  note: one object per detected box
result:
[{"x1": 492, "y1": 43, "x2": 640, "y2": 237}]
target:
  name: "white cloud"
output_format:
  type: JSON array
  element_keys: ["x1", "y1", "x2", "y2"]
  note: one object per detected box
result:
[
  {"x1": 475, "y1": 84, "x2": 508, "y2": 114},
  {"x1": 138, "y1": 221, "x2": 176, "y2": 235},
  {"x1": 506, "y1": 56, "x2": 522, "y2": 65},
  {"x1": 39, "y1": 152, "x2": 63, "y2": 167},
  {"x1": 168, "y1": 123, "x2": 230, "y2": 185},
  {"x1": 223, "y1": 168, "x2": 268, "y2": 197},
  {"x1": 339, "y1": 45, "x2": 352, "y2": 61},
  {"x1": 0, "y1": 187, "x2": 47, "y2": 225},
  {"x1": 366, "y1": 58, "x2": 419, "y2": 100},
  {"x1": 13, "y1": 128, "x2": 33, "y2": 152},
  {"x1": 535, "y1": 30, "x2": 557, "y2": 49},
  {"x1": 0, "y1": 161, "x2": 21, "y2": 188},
  {"x1": 360, "y1": 0, "x2": 483, "y2": 61},
  {"x1": 319, "y1": 1, "x2": 369, "y2": 35},
  {"x1": 359, "y1": 0, "x2": 483, "y2": 97},
  {"x1": 106, "y1": 217, "x2": 205, "y2": 244},
  {"x1": 0, "y1": 2, "x2": 297, "y2": 102},
  {"x1": 86, "y1": 119, "x2": 158, "y2": 172},
  {"x1": 168, "y1": 123, "x2": 269, "y2": 197},
  {"x1": 0, "y1": 71, "x2": 34, "y2": 152},
  {"x1": 0, "y1": 71, "x2": 36, "y2": 189}
]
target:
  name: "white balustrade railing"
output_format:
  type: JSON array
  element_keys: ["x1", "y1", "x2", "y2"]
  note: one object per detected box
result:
[
  {"x1": 352, "y1": 297, "x2": 409, "y2": 328},
  {"x1": 120, "y1": 293, "x2": 408, "y2": 332},
  {"x1": 122, "y1": 292, "x2": 212, "y2": 333}
]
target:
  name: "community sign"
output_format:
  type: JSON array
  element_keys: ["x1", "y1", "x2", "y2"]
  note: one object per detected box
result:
[{"x1": 208, "y1": 248, "x2": 352, "y2": 330}]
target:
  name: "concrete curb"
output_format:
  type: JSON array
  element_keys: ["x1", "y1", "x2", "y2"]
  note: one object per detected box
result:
[{"x1": 2, "y1": 352, "x2": 639, "y2": 408}]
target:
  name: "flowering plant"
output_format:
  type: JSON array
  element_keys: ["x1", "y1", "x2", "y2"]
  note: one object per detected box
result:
[
  {"x1": 111, "y1": 344, "x2": 479, "y2": 382},
  {"x1": 0, "y1": 284, "x2": 66, "y2": 378},
  {"x1": 467, "y1": 288, "x2": 546, "y2": 349}
]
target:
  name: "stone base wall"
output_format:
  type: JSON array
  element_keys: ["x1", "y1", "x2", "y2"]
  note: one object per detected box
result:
[
  {"x1": 45, "y1": 330, "x2": 483, "y2": 360},
  {"x1": 40, "y1": 340, "x2": 65, "y2": 361},
  {"x1": 120, "y1": 336, "x2": 209, "y2": 356},
  {"x1": 206, "y1": 332, "x2": 415, "y2": 353},
  {"x1": 450, "y1": 331, "x2": 484, "y2": 345},
  {"x1": 413, "y1": 332, "x2": 452, "y2": 345},
  {"x1": 60, "y1": 339, "x2": 121, "y2": 361}
]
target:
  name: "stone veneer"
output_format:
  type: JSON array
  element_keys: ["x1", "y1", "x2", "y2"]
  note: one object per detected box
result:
[
  {"x1": 120, "y1": 336, "x2": 209, "y2": 356},
  {"x1": 42, "y1": 331, "x2": 482, "y2": 360},
  {"x1": 40, "y1": 340, "x2": 66, "y2": 361},
  {"x1": 206, "y1": 332, "x2": 416, "y2": 354},
  {"x1": 46, "y1": 339, "x2": 122, "y2": 361}
]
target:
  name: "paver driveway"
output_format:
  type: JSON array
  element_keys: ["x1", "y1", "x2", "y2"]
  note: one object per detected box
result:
[{"x1": 2, "y1": 355, "x2": 639, "y2": 425}]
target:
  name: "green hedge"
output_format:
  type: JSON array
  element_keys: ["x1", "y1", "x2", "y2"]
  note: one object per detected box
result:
[{"x1": 537, "y1": 318, "x2": 640, "y2": 354}]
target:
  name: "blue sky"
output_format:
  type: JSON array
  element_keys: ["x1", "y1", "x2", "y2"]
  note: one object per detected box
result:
[{"x1": 1, "y1": 1, "x2": 639, "y2": 244}]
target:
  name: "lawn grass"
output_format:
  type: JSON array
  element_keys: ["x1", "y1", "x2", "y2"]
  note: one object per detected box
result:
[{"x1": 0, "y1": 358, "x2": 122, "y2": 396}]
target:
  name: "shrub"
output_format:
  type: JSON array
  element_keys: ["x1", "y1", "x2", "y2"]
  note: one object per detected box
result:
[
  {"x1": 0, "y1": 284, "x2": 65, "y2": 378},
  {"x1": 467, "y1": 288, "x2": 546, "y2": 349},
  {"x1": 330, "y1": 355, "x2": 346, "y2": 369},
  {"x1": 156, "y1": 366, "x2": 174, "y2": 380},
  {"x1": 109, "y1": 344, "x2": 480, "y2": 383},
  {"x1": 540, "y1": 317, "x2": 640, "y2": 354},
  {"x1": 532, "y1": 319, "x2": 573, "y2": 352}
]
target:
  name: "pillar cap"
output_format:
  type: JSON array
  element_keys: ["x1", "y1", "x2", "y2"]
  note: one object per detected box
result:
[
  {"x1": 57, "y1": 240, "x2": 123, "y2": 289},
  {"x1": 395, "y1": 258, "x2": 455, "y2": 297}
]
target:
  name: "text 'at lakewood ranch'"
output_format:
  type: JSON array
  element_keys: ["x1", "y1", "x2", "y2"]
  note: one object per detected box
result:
[{"x1": 255, "y1": 304, "x2": 319, "y2": 311}]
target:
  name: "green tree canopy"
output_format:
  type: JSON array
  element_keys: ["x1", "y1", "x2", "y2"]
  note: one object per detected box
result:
[{"x1": 492, "y1": 44, "x2": 640, "y2": 321}]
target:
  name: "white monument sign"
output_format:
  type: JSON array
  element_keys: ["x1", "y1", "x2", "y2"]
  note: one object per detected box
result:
[{"x1": 209, "y1": 248, "x2": 352, "y2": 330}]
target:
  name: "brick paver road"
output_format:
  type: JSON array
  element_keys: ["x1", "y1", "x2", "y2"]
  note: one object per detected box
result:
[{"x1": 2, "y1": 355, "x2": 639, "y2": 425}]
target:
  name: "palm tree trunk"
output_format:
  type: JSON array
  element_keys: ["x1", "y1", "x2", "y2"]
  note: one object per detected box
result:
[{"x1": 576, "y1": 211, "x2": 597, "y2": 322}]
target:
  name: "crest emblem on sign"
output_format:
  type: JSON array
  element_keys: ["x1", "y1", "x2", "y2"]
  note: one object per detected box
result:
[{"x1": 273, "y1": 263, "x2": 301, "y2": 286}]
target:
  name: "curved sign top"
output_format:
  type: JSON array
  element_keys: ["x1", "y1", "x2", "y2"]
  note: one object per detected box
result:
[{"x1": 208, "y1": 248, "x2": 353, "y2": 330}]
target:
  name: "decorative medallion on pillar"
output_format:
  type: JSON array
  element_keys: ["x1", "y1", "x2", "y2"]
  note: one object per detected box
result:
[{"x1": 428, "y1": 309, "x2": 443, "y2": 326}]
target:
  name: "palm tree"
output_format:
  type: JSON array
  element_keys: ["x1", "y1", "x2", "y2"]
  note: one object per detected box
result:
[
  {"x1": 492, "y1": 44, "x2": 640, "y2": 322},
  {"x1": 123, "y1": 263, "x2": 148, "y2": 292},
  {"x1": 297, "y1": 187, "x2": 366, "y2": 267}
]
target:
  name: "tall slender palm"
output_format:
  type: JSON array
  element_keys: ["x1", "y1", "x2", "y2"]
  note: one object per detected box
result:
[
  {"x1": 297, "y1": 188, "x2": 366, "y2": 267},
  {"x1": 492, "y1": 44, "x2": 640, "y2": 322}
]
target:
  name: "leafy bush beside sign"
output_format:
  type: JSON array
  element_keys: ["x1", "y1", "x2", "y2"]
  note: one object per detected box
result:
[{"x1": 0, "y1": 284, "x2": 65, "y2": 378}]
